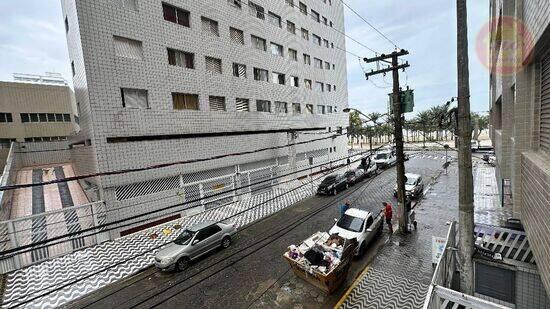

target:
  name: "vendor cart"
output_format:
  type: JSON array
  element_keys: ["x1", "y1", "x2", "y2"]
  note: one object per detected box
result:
[{"x1": 283, "y1": 232, "x2": 357, "y2": 294}]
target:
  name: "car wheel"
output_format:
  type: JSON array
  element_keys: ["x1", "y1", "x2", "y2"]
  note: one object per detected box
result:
[
  {"x1": 376, "y1": 223, "x2": 383, "y2": 237},
  {"x1": 332, "y1": 188, "x2": 337, "y2": 196},
  {"x1": 358, "y1": 243, "x2": 366, "y2": 257},
  {"x1": 222, "y1": 236, "x2": 231, "y2": 249},
  {"x1": 176, "y1": 257, "x2": 190, "y2": 271}
]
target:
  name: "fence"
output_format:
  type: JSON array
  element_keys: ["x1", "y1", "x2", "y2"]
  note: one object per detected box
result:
[{"x1": 474, "y1": 223, "x2": 534, "y2": 264}]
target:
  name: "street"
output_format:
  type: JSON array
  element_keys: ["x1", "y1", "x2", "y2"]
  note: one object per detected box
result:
[{"x1": 67, "y1": 152, "x2": 452, "y2": 309}]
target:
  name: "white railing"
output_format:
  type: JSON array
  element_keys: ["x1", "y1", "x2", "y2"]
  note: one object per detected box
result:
[{"x1": 474, "y1": 224, "x2": 534, "y2": 264}]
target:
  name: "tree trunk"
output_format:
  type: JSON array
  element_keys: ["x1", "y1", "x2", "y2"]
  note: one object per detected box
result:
[{"x1": 457, "y1": 0, "x2": 474, "y2": 295}]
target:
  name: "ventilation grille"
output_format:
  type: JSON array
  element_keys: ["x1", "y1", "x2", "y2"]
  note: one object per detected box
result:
[
  {"x1": 209, "y1": 96, "x2": 226, "y2": 111},
  {"x1": 115, "y1": 176, "x2": 180, "y2": 201},
  {"x1": 541, "y1": 55, "x2": 550, "y2": 152},
  {"x1": 236, "y1": 98, "x2": 250, "y2": 112}
]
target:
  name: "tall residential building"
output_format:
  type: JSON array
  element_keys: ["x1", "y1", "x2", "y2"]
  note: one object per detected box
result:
[
  {"x1": 61, "y1": 0, "x2": 349, "y2": 237},
  {"x1": 489, "y1": 0, "x2": 550, "y2": 295}
]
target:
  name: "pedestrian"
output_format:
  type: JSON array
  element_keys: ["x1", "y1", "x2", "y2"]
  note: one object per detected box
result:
[
  {"x1": 340, "y1": 200, "x2": 351, "y2": 218},
  {"x1": 383, "y1": 202, "x2": 393, "y2": 233}
]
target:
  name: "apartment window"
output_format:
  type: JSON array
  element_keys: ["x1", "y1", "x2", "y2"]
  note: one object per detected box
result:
[
  {"x1": 331, "y1": 42, "x2": 334, "y2": 48},
  {"x1": 311, "y1": 10, "x2": 320, "y2": 22},
  {"x1": 312, "y1": 34, "x2": 321, "y2": 46},
  {"x1": 254, "y1": 68, "x2": 269, "y2": 82},
  {"x1": 228, "y1": 0, "x2": 242, "y2": 9},
  {"x1": 271, "y1": 42, "x2": 284, "y2": 57},
  {"x1": 232, "y1": 63, "x2": 247, "y2": 78},
  {"x1": 64, "y1": 16, "x2": 69, "y2": 33},
  {"x1": 114, "y1": 36, "x2": 143, "y2": 60},
  {"x1": 287, "y1": 21, "x2": 296, "y2": 34},
  {"x1": 268, "y1": 11, "x2": 282, "y2": 28},
  {"x1": 0, "y1": 113, "x2": 13, "y2": 123},
  {"x1": 256, "y1": 100, "x2": 271, "y2": 112},
  {"x1": 47, "y1": 113, "x2": 55, "y2": 122},
  {"x1": 201, "y1": 17, "x2": 219, "y2": 36},
  {"x1": 20, "y1": 113, "x2": 29, "y2": 123},
  {"x1": 334, "y1": 106, "x2": 338, "y2": 113},
  {"x1": 251, "y1": 35, "x2": 267, "y2": 51},
  {"x1": 330, "y1": 21, "x2": 333, "y2": 27},
  {"x1": 332, "y1": 63, "x2": 335, "y2": 70},
  {"x1": 327, "y1": 106, "x2": 333, "y2": 113},
  {"x1": 272, "y1": 72, "x2": 286, "y2": 85},
  {"x1": 323, "y1": 39, "x2": 329, "y2": 48},
  {"x1": 162, "y1": 3, "x2": 190, "y2": 27},
  {"x1": 305, "y1": 104, "x2": 313, "y2": 114},
  {"x1": 249, "y1": 1, "x2": 265, "y2": 20},
  {"x1": 0, "y1": 139, "x2": 16, "y2": 146},
  {"x1": 333, "y1": 85, "x2": 336, "y2": 91},
  {"x1": 290, "y1": 76, "x2": 299, "y2": 87},
  {"x1": 230, "y1": 27, "x2": 245, "y2": 45},
  {"x1": 30, "y1": 114, "x2": 39, "y2": 122},
  {"x1": 315, "y1": 81, "x2": 324, "y2": 92},
  {"x1": 317, "y1": 105, "x2": 326, "y2": 114},
  {"x1": 63, "y1": 114, "x2": 71, "y2": 122},
  {"x1": 322, "y1": 16, "x2": 328, "y2": 25},
  {"x1": 236, "y1": 98, "x2": 250, "y2": 112},
  {"x1": 39, "y1": 113, "x2": 47, "y2": 122},
  {"x1": 167, "y1": 48, "x2": 194, "y2": 68},
  {"x1": 121, "y1": 88, "x2": 149, "y2": 109},
  {"x1": 173, "y1": 93, "x2": 199, "y2": 110},
  {"x1": 285, "y1": 0, "x2": 294, "y2": 7},
  {"x1": 301, "y1": 28, "x2": 309, "y2": 40},
  {"x1": 275, "y1": 101, "x2": 288, "y2": 113},
  {"x1": 71, "y1": 61, "x2": 75, "y2": 76},
  {"x1": 314, "y1": 58, "x2": 323, "y2": 69},
  {"x1": 303, "y1": 54, "x2": 311, "y2": 65},
  {"x1": 209, "y1": 96, "x2": 226, "y2": 111},
  {"x1": 299, "y1": 2, "x2": 307, "y2": 15},
  {"x1": 205, "y1": 56, "x2": 222, "y2": 74},
  {"x1": 326, "y1": 84, "x2": 331, "y2": 92},
  {"x1": 304, "y1": 79, "x2": 312, "y2": 90},
  {"x1": 288, "y1": 49, "x2": 298, "y2": 61},
  {"x1": 324, "y1": 61, "x2": 330, "y2": 70},
  {"x1": 292, "y1": 103, "x2": 301, "y2": 114}
]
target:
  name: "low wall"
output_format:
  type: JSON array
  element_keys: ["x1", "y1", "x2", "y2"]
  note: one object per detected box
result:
[{"x1": 16, "y1": 141, "x2": 71, "y2": 167}]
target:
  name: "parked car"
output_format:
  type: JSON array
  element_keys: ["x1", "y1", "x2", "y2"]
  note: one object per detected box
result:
[
  {"x1": 154, "y1": 221, "x2": 237, "y2": 271},
  {"x1": 344, "y1": 168, "x2": 366, "y2": 185},
  {"x1": 373, "y1": 151, "x2": 397, "y2": 169},
  {"x1": 329, "y1": 208, "x2": 384, "y2": 256},
  {"x1": 393, "y1": 173, "x2": 424, "y2": 199},
  {"x1": 317, "y1": 173, "x2": 348, "y2": 196},
  {"x1": 360, "y1": 159, "x2": 378, "y2": 177}
]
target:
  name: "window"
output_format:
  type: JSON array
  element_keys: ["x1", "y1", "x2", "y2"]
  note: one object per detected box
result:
[
  {"x1": 63, "y1": 114, "x2": 71, "y2": 122},
  {"x1": 330, "y1": 21, "x2": 333, "y2": 27},
  {"x1": 326, "y1": 84, "x2": 331, "y2": 92},
  {"x1": 256, "y1": 100, "x2": 271, "y2": 112},
  {"x1": 71, "y1": 61, "x2": 75, "y2": 76},
  {"x1": 232, "y1": 63, "x2": 247, "y2": 78},
  {"x1": 327, "y1": 106, "x2": 333, "y2": 113},
  {"x1": 228, "y1": 0, "x2": 242, "y2": 9},
  {"x1": 305, "y1": 104, "x2": 313, "y2": 114},
  {"x1": 254, "y1": 68, "x2": 269, "y2": 82},
  {"x1": 205, "y1": 56, "x2": 222, "y2": 74},
  {"x1": 114, "y1": 36, "x2": 143, "y2": 60},
  {"x1": 331, "y1": 42, "x2": 334, "y2": 48},
  {"x1": 229, "y1": 27, "x2": 245, "y2": 45},
  {"x1": 334, "y1": 106, "x2": 338, "y2": 113},
  {"x1": 332, "y1": 63, "x2": 335, "y2": 70},
  {"x1": 299, "y1": 2, "x2": 307, "y2": 15},
  {"x1": 322, "y1": 16, "x2": 328, "y2": 25},
  {"x1": 31, "y1": 113, "x2": 39, "y2": 122},
  {"x1": 311, "y1": 10, "x2": 320, "y2": 22},
  {"x1": 272, "y1": 72, "x2": 286, "y2": 85},
  {"x1": 324, "y1": 61, "x2": 330, "y2": 70},
  {"x1": 39, "y1": 113, "x2": 47, "y2": 122},
  {"x1": 173, "y1": 93, "x2": 199, "y2": 110},
  {"x1": 288, "y1": 48, "x2": 298, "y2": 61},
  {"x1": 333, "y1": 85, "x2": 336, "y2": 91},
  {"x1": 21, "y1": 113, "x2": 29, "y2": 123},
  {"x1": 317, "y1": 105, "x2": 326, "y2": 114},
  {"x1": 314, "y1": 58, "x2": 323, "y2": 69},
  {"x1": 121, "y1": 88, "x2": 149, "y2": 109},
  {"x1": 323, "y1": 39, "x2": 329, "y2": 48},
  {"x1": 315, "y1": 81, "x2": 324, "y2": 92},
  {"x1": 304, "y1": 79, "x2": 312, "y2": 89},
  {"x1": 47, "y1": 113, "x2": 55, "y2": 122},
  {"x1": 287, "y1": 21, "x2": 296, "y2": 34},
  {"x1": 292, "y1": 103, "x2": 301, "y2": 114},
  {"x1": 275, "y1": 101, "x2": 288, "y2": 113},
  {"x1": 0, "y1": 139, "x2": 16, "y2": 146},
  {"x1": 167, "y1": 48, "x2": 194, "y2": 68},
  {"x1": 271, "y1": 42, "x2": 284, "y2": 57},
  {"x1": 268, "y1": 12, "x2": 282, "y2": 28},
  {"x1": 249, "y1": 1, "x2": 265, "y2": 19},
  {"x1": 251, "y1": 35, "x2": 267, "y2": 51},
  {"x1": 301, "y1": 28, "x2": 309, "y2": 40},
  {"x1": 0, "y1": 113, "x2": 13, "y2": 123},
  {"x1": 55, "y1": 114, "x2": 63, "y2": 122},
  {"x1": 285, "y1": 0, "x2": 294, "y2": 6},
  {"x1": 236, "y1": 98, "x2": 250, "y2": 112},
  {"x1": 64, "y1": 16, "x2": 69, "y2": 33},
  {"x1": 312, "y1": 34, "x2": 321, "y2": 46},
  {"x1": 162, "y1": 3, "x2": 190, "y2": 27},
  {"x1": 209, "y1": 96, "x2": 226, "y2": 111},
  {"x1": 303, "y1": 54, "x2": 311, "y2": 65},
  {"x1": 290, "y1": 76, "x2": 299, "y2": 87},
  {"x1": 201, "y1": 17, "x2": 219, "y2": 36}
]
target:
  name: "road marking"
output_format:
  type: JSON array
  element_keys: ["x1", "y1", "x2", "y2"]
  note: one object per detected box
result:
[{"x1": 333, "y1": 265, "x2": 372, "y2": 309}]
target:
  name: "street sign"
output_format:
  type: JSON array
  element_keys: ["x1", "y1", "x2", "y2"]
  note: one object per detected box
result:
[
  {"x1": 432, "y1": 236, "x2": 447, "y2": 264},
  {"x1": 388, "y1": 89, "x2": 415, "y2": 113}
]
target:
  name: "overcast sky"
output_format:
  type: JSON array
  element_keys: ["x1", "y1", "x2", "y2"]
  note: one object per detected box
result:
[{"x1": 0, "y1": 0, "x2": 489, "y2": 115}]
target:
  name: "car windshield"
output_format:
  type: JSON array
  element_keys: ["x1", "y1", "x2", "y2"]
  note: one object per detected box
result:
[
  {"x1": 375, "y1": 153, "x2": 387, "y2": 160},
  {"x1": 322, "y1": 176, "x2": 337, "y2": 184},
  {"x1": 406, "y1": 177, "x2": 418, "y2": 185},
  {"x1": 174, "y1": 230, "x2": 195, "y2": 245},
  {"x1": 336, "y1": 214, "x2": 364, "y2": 232}
]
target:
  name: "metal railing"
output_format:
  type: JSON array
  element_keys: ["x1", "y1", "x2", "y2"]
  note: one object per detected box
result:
[{"x1": 474, "y1": 223, "x2": 534, "y2": 264}]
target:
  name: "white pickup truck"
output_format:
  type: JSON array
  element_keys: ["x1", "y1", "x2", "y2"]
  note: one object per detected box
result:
[
  {"x1": 373, "y1": 151, "x2": 397, "y2": 169},
  {"x1": 329, "y1": 208, "x2": 384, "y2": 256}
]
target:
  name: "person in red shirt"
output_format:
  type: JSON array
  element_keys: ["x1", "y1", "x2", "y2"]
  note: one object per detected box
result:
[{"x1": 383, "y1": 202, "x2": 393, "y2": 234}]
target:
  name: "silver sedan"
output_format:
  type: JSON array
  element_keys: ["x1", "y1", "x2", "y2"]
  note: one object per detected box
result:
[{"x1": 154, "y1": 221, "x2": 237, "y2": 271}]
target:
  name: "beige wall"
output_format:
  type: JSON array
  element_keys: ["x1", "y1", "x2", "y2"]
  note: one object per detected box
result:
[{"x1": 0, "y1": 81, "x2": 78, "y2": 142}]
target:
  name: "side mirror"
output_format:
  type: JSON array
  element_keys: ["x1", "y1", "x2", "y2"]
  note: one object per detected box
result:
[
  {"x1": 192, "y1": 239, "x2": 199, "y2": 245},
  {"x1": 366, "y1": 228, "x2": 373, "y2": 232}
]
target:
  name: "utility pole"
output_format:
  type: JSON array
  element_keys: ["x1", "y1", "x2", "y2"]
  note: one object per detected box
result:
[
  {"x1": 364, "y1": 50, "x2": 410, "y2": 232},
  {"x1": 456, "y1": 0, "x2": 474, "y2": 294}
]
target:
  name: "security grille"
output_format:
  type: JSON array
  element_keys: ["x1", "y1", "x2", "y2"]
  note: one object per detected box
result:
[
  {"x1": 113, "y1": 36, "x2": 143, "y2": 60},
  {"x1": 236, "y1": 98, "x2": 250, "y2": 112},
  {"x1": 201, "y1": 17, "x2": 219, "y2": 36},
  {"x1": 232, "y1": 63, "x2": 246, "y2": 78},
  {"x1": 205, "y1": 56, "x2": 222, "y2": 74},
  {"x1": 275, "y1": 101, "x2": 288, "y2": 113},
  {"x1": 256, "y1": 100, "x2": 271, "y2": 112},
  {"x1": 115, "y1": 175, "x2": 180, "y2": 200},
  {"x1": 209, "y1": 96, "x2": 226, "y2": 111},
  {"x1": 230, "y1": 27, "x2": 244, "y2": 44},
  {"x1": 541, "y1": 54, "x2": 550, "y2": 152}
]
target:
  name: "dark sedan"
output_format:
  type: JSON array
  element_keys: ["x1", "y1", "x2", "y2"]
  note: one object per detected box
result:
[{"x1": 317, "y1": 173, "x2": 348, "y2": 196}]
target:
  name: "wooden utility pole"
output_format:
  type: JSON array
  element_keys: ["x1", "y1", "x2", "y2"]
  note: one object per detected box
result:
[
  {"x1": 456, "y1": 0, "x2": 474, "y2": 294},
  {"x1": 364, "y1": 50, "x2": 410, "y2": 232}
]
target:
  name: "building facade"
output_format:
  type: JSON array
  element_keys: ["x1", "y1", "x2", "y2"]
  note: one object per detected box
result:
[
  {"x1": 61, "y1": 0, "x2": 349, "y2": 237},
  {"x1": 489, "y1": 0, "x2": 550, "y2": 295}
]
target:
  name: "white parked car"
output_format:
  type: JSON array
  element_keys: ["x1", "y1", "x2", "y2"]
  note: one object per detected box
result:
[
  {"x1": 373, "y1": 151, "x2": 397, "y2": 169},
  {"x1": 393, "y1": 173, "x2": 424, "y2": 199},
  {"x1": 329, "y1": 208, "x2": 383, "y2": 256}
]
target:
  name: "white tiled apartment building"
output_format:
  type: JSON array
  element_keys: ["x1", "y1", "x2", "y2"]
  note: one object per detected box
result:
[
  {"x1": 61, "y1": 0, "x2": 349, "y2": 237},
  {"x1": 489, "y1": 0, "x2": 550, "y2": 297}
]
